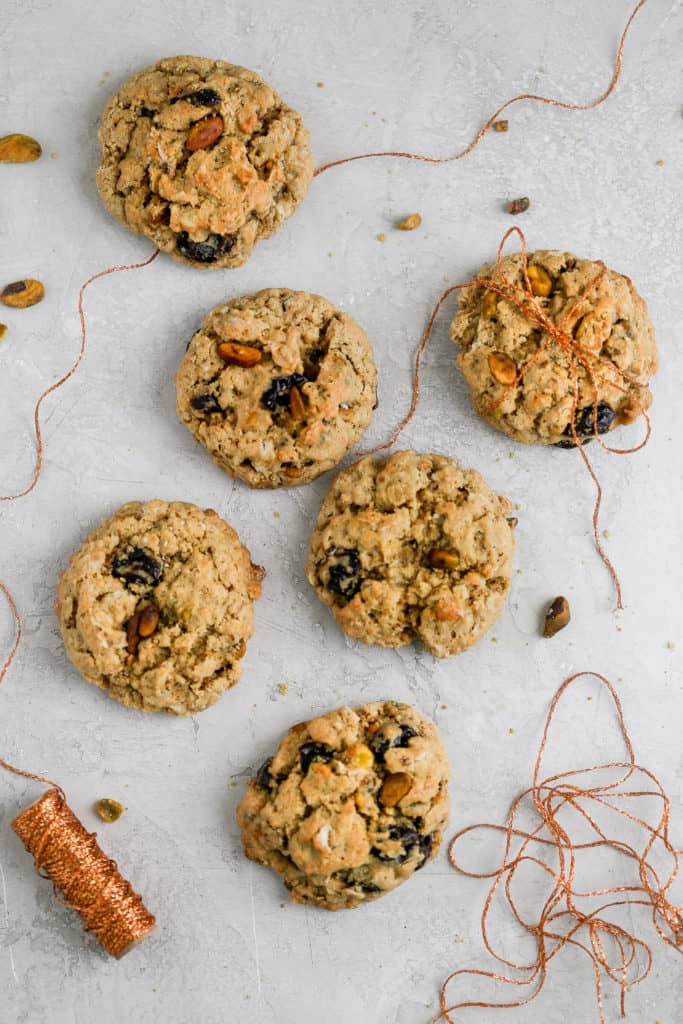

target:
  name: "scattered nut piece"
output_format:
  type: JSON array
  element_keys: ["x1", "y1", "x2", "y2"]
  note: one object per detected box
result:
[
  {"x1": 526, "y1": 264, "x2": 553, "y2": 297},
  {"x1": 0, "y1": 324, "x2": 7, "y2": 342},
  {"x1": 493, "y1": 120, "x2": 509, "y2": 133},
  {"x1": 126, "y1": 603, "x2": 159, "y2": 656},
  {"x1": 542, "y1": 596, "x2": 571, "y2": 638},
  {"x1": 346, "y1": 743, "x2": 374, "y2": 769},
  {"x1": 488, "y1": 351, "x2": 517, "y2": 386},
  {"x1": 428, "y1": 548, "x2": 459, "y2": 571},
  {"x1": 96, "y1": 798, "x2": 125, "y2": 824},
  {"x1": 187, "y1": 114, "x2": 224, "y2": 151},
  {"x1": 289, "y1": 385, "x2": 306, "y2": 421},
  {"x1": 398, "y1": 212, "x2": 422, "y2": 231},
  {"x1": 379, "y1": 772, "x2": 413, "y2": 807},
  {"x1": 1, "y1": 279, "x2": 45, "y2": 308},
  {"x1": 509, "y1": 196, "x2": 530, "y2": 215},
  {"x1": 482, "y1": 290, "x2": 498, "y2": 317},
  {"x1": 217, "y1": 341, "x2": 262, "y2": 367},
  {"x1": 138, "y1": 604, "x2": 160, "y2": 638},
  {"x1": 0, "y1": 133, "x2": 42, "y2": 163}
]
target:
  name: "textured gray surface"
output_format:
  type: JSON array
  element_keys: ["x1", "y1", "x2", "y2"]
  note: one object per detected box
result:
[{"x1": 1, "y1": 1, "x2": 682, "y2": 1021}]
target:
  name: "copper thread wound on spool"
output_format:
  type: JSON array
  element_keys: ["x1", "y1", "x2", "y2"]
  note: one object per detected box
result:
[{"x1": 12, "y1": 788, "x2": 155, "y2": 957}]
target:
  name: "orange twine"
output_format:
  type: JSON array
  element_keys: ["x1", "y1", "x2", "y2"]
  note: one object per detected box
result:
[
  {"x1": 0, "y1": 581, "x2": 156, "y2": 957},
  {"x1": 436, "y1": 671, "x2": 683, "y2": 1024},
  {"x1": 362, "y1": 225, "x2": 652, "y2": 608},
  {"x1": 313, "y1": 1, "x2": 647, "y2": 177},
  {"x1": 0, "y1": 248, "x2": 159, "y2": 502}
]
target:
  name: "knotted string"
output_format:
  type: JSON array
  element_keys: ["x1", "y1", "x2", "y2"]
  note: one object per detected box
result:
[
  {"x1": 363, "y1": 225, "x2": 652, "y2": 607},
  {"x1": 313, "y1": 1, "x2": 647, "y2": 177},
  {"x1": 0, "y1": 248, "x2": 159, "y2": 502},
  {"x1": 435, "y1": 671, "x2": 682, "y2": 1023},
  {"x1": 0, "y1": 581, "x2": 155, "y2": 956}
]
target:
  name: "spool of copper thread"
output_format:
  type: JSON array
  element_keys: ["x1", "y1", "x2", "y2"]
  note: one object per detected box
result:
[{"x1": 12, "y1": 787, "x2": 155, "y2": 957}]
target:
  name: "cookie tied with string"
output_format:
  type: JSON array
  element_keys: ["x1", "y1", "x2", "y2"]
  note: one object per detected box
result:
[
  {"x1": 96, "y1": 56, "x2": 313, "y2": 268},
  {"x1": 451, "y1": 250, "x2": 657, "y2": 446}
]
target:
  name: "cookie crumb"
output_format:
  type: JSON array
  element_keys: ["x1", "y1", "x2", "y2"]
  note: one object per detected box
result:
[
  {"x1": 278, "y1": 682, "x2": 288, "y2": 695},
  {"x1": 95, "y1": 798, "x2": 125, "y2": 823},
  {"x1": 398, "y1": 213, "x2": 422, "y2": 231},
  {"x1": 509, "y1": 196, "x2": 530, "y2": 215},
  {"x1": 656, "y1": 159, "x2": 665, "y2": 166},
  {"x1": 376, "y1": 233, "x2": 386, "y2": 242},
  {"x1": 666, "y1": 641, "x2": 676, "y2": 651},
  {"x1": 602, "y1": 529, "x2": 610, "y2": 539},
  {"x1": 317, "y1": 81, "x2": 325, "y2": 88},
  {"x1": 0, "y1": 324, "x2": 7, "y2": 342},
  {"x1": 508, "y1": 727, "x2": 514, "y2": 734},
  {"x1": 493, "y1": 120, "x2": 509, "y2": 132}
]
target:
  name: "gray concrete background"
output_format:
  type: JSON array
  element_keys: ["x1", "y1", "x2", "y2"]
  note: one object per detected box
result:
[{"x1": 1, "y1": 1, "x2": 682, "y2": 1021}]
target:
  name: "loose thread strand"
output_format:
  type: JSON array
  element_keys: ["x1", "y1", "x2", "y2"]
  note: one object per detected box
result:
[
  {"x1": 0, "y1": 247, "x2": 160, "y2": 502},
  {"x1": 435, "y1": 671, "x2": 683, "y2": 1024},
  {"x1": 313, "y1": 0, "x2": 647, "y2": 177}
]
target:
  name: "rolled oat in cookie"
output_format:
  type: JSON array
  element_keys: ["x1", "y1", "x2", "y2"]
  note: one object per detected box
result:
[
  {"x1": 451, "y1": 250, "x2": 657, "y2": 446},
  {"x1": 55, "y1": 500, "x2": 263, "y2": 714},
  {"x1": 175, "y1": 289, "x2": 377, "y2": 488},
  {"x1": 306, "y1": 450, "x2": 515, "y2": 657},
  {"x1": 96, "y1": 56, "x2": 313, "y2": 268},
  {"x1": 236, "y1": 701, "x2": 450, "y2": 910}
]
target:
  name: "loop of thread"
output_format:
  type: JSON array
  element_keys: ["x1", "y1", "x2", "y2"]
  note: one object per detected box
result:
[
  {"x1": 362, "y1": 225, "x2": 652, "y2": 608},
  {"x1": 0, "y1": 583, "x2": 155, "y2": 956},
  {"x1": 435, "y1": 671, "x2": 683, "y2": 1024},
  {"x1": 313, "y1": 0, "x2": 646, "y2": 176},
  {"x1": 0, "y1": 248, "x2": 159, "y2": 502},
  {"x1": 12, "y1": 788, "x2": 155, "y2": 958}
]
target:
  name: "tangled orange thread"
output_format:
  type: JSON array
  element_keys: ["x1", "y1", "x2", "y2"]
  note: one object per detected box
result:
[
  {"x1": 0, "y1": 582, "x2": 155, "y2": 957},
  {"x1": 313, "y1": 1, "x2": 647, "y2": 177},
  {"x1": 0, "y1": 248, "x2": 159, "y2": 502},
  {"x1": 436, "y1": 671, "x2": 683, "y2": 1024}
]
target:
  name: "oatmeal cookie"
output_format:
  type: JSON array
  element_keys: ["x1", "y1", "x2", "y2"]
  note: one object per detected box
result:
[
  {"x1": 55, "y1": 500, "x2": 263, "y2": 714},
  {"x1": 96, "y1": 56, "x2": 313, "y2": 268},
  {"x1": 306, "y1": 451, "x2": 515, "y2": 656},
  {"x1": 450, "y1": 250, "x2": 657, "y2": 446},
  {"x1": 175, "y1": 289, "x2": 377, "y2": 488},
  {"x1": 236, "y1": 701, "x2": 450, "y2": 910}
]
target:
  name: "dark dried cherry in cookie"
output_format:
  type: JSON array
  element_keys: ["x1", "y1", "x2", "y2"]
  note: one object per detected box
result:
[
  {"x1": 299, "y1": 742, "x2": 334, "y2": 774},
  {"x1": 371, "y1": 825, "x2": 423, "y2": 865},
  {"x1": 370, "y1": 723, "x2": 417, "y2": 762},
  {"x1": 179, "y1": 88, "x2": 221, "y2": 107},
  {"x1": 261, "y1": 374, "x2": 308, "y2": 412},
  {"x1": 325, "y1": 548, "x2": 362, "y2": 601},
  {"x1": 176, "y1": 231, "x2": 235, "y2": 263},
  {"x1": 111, "y1": 547, "x2": 163, "y2": 590},
  {"x1": 555, "y1": 402, "x2": 616, "y2": 448},
  {"x1": 191, "y1": 392, "x2": 222, "y2": 415}
]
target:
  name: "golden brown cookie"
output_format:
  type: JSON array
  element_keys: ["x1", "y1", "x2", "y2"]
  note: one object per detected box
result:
[
  {"x1": 175, "y1": 289, "x2": 377, "y2": 488},
  {"x1": 306, "y1": 451, "x2": 515, "y2": 656},
  {"x1": 96, "y1": 56, "x2": 313, "y2": 268},
  {"x1": 236, "y1": 701, "x2": 450, "y2": 910},
  {"x1": 450, "y1": 250, "x2": 657, "y2": 446},
  {"x1": 55, "y1": 500, "x2": 263, "y2": 714}
]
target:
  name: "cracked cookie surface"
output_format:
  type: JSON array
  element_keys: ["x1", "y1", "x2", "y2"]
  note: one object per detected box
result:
[
  {"x1": 96, "y1": 56, "x2": 313, "y2": 268},
  {"x1": 450, "y1": 250, "x2": 658, "y2": 446},
  {"x1": 55, "y1": 500, "x2": 263, "y2": 714},
  {"x1": 175, "y1": 289, "x2": 377, "y2": 488},
  {"x1": 236, "y1": 701, "x2": 450, "y2": 910},
  {"x1": 306, "y1": 451, "x2": 515, "y2": 656}
]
